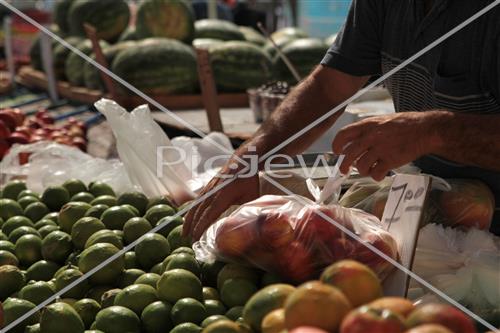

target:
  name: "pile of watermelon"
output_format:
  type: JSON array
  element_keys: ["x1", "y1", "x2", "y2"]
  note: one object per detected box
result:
[{"x1": 30, "y1": 0, "x2": 339, "y2": 93}]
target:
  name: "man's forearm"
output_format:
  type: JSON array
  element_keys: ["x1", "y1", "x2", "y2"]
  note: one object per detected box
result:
[{"x1": 430, "y1": 111, "x2": 500, "y2": 171}]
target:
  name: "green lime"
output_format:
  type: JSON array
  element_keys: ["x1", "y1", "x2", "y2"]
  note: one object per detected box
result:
[
  {"x1": 70, "y1": 192, "x2": 95, "y2": 203},
  {"x1": 0, "y1": 249, "x2": 19, "y2": 266},
  {"x1": 84, "y1": 229, "x2": 123, "y2": 249},
  {"x1": 172, "y1": 247, "x2": 195, "y2": 256},
  {"x1": 38, "y1": 225, "x2": 60, "y2": 238},
  {"x1": 0, "y1": 240, "x2": 15, "y2": 253},
  {"x1": 93, "y1": 306, "x2": 140, "y2": 333},
  {"x1": 217, "y1": 264, "x2": 259, "y2": 290},
  {"x1": 123, "y1": 217, "x2": 152, "y2": 244},
  {"x1": 124, "y1": 251, "x2": 138, "y2": 269},
  {"x1": 3, "y1": 297, "x2": 39, "y2": 333},
  {"x1": 167, "y1": 225, "x2": 191, "y2": 250},
  {"x1": 59, "y1": 202, "x2": 92, "y2": 233},
  {"x1": 171, "y1": 297, "x2": 207, "y2": 325},
  {"x1": 89, "y1": 182, "x2": 115, "y2": 197},
  {"x1": 90, "y1": 195, "x2": 117, "y2": 207},
  {"x1": 0, "y1": 265, "x2": 25, "y2": 300},
  {"x1": 100, "y1": 206, "x2": 136, "y2": 230},
  {"x1": 41, "y1": 186, "x2": 70, "y2": 211},
  {"x1": 164, "y1": 253, "x2": 200, "y2": 276},
  {"x1": 147, "y1": 196, "x2": 175, "y2": 210},
  {"x1": 18, "y1": 196, "x2": 39, "y2": 210},
  {"x1": 135, "y1": 233, "x2": 170, "y2": 270},
  {"x1": 15, "y1": 234, "x2": 42, "y2": 266},
  {"x1": 78, "y1": 243, "x2": 124, "y2": 285},
  {"x1": 141, "y1": 301, "x2": 174, "y2": 333},
  {"x1": 54, "y1": 264, "x2": 79, "y2": 279},
  {"x1": 18, "y1": 281, "x2": 55, "y2": 305},
  {"x1": 17, "y1": 189, "x2": 39, "y2": 200},
  {"x1": 71, "y1": 217, "x2": 106, "y2": 250},
  {"x1": 157, "y1": 269, "x2": 203, "y2": 303},
  {"x1": 150, "y1": 263, "x2": 163, "y2": 274},
  {"x1": 34, "y1": 219, "x2": 57, "y2": 229},
  {"x1": 120, "y1": 204, "x2": 139, "y2": 217},
  {"x1": 41, "y1": 231, "x2": 73, "y2": 264},
  {"x1": 62, "y1": 179, "x2": 88, "y2": 197},
  {"x1": 201, "y1": 315, "x2": 228, "y2": 328},
  {"x1": 134, "y1": 273, "x2": 160, "y2": 288},
  {"x1": 84, "y1": 204, "x2": 109, "y2": 218},
  {"x1": 8, "y1": 226, "x2": 40, "y2": 243},
  {"x1": 25, "y1": 260, "x2": 61, "y2": 282},
  {"x1": 170, "y1": 323, "x2": 202, "y2": 333},
  {"x1": 116, "y1": 268, "x2": 145, "y2": 288},
  {"x1": 201, "y1": 261, "x2": 225, "y2": 288},
  {"x1": 86, "y1": 285, "x2": 114, "y2": 303},
  {"x1": 113, "y1": 283, "x2": 158, "y2": 315},
  {"x1": 3, "y1": 216, "x2": 34, "y2": 236},
  {"x1": 155, "y1": 215, "x2": 183, "y2": 239},
  {"x1": 0, "y1": 198, "x2": 23, "y2": 220},
  {"x1": 144, "y1": 204, "x2": 175, "y2": 227},
  {"x1": 100, "y1": 288, "x2": 121, "y2": 308},
  {"x1": 203, "y1": 320, "x2": 241, "y2": 333},
  {"x1": 24, "y1": 202, "x2": 50, "y2": 222},
  {"x1": 55, "y1": 268, "x2": 89, "y2": 299},
  {"x1": 220, "y1": 278, "x2": 258, "y2": 308},
  {"x1": 0, "y1": 230, "x2": 7, "y2": 241},
  {"x1": 117, "y1": 192, "x2": 148, "y2": 216},
  {"x1": 39, "y1": 302, "x2": 85, "y2": 333},
  {"x1": 25, "y1": 323, "x2": 41, "y2": 333},
  {"x1": 72, "y1": 298, "x2": 101, "y2": 329},
  {"x1": 225, "y1": 306, "x2": 244, "y2": 321},
  {"x1": 204, "y1": 299, "x2": 226, "y2": 316},
  {"x1": 43, "y1": 212, "x2": 59, "y2": 223},
  {"x1": 2, "y1": 180, "x2": 27, "y2": 200},
  {"x1": 203, "y1": 287, "x2": 220, "y2": 301}
]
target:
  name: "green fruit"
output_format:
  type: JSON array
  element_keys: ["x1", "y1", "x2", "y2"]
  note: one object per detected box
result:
[
  {"x1": 100, "y1": 288, "x2": 121, "y2": 308},
  {"x1": 78, "y1": 243, "x2": 124, "y2": 285},
  {"x1": 242, "y1": 283, "x2": 295, "y2": 331},
  {"x1": 55, "y1": 268, "x2": 89, "y2": 299},
  {"x1": 135, "y1": 233, "x2": 170, "y2": 269},
  {"x1": 2, "y1": 180, "x2": 27, "y2": 200},
  {"x1": 39, "y1": 302, "x2": 85, "y2": 333},
  {"x1": 155, "y1": 215, "x2": 183, "y2": 239},
  {"x1": 17, "y1": 189, "x2": 39, "y2": 200},
  {"x1": 39, "y1": 225, "x2": 60, "y2": 238},
  {"x1": 170, "y1": 322, "x2": 202, "y2": 333},
  {"x1": 41, "y1": 186, "x2": 70, "y2": 211},
  {"x1": 59, "y1": 202, "x2": 92, "y2": 233},
  {"x1": 117, "y1": 192, "x2": 148, "y2": 216},
  {"x1": 3, "y1": 216, "x2": 34, "y2": 236},
  {"x1": 89, "y1": 182, "x2": 116, "y2": 197},
  {"x1": 17, "y1": 196, "x2": 39, "y2": 210},
  {"x1": 24, "y1": 202, "x2": 50, "y2": 222},
  {"x1": 115, "y1": 268, "x2": 145, "y2": 288},
  {"x1": 124, "y1": 251, "x2": 138, "y2": 269},
  {"x1": 134, "y1": 273, "x2": 160, "y2": 288},
  {"x1": 113, "y1": 283, "x2": 158, "y2": 315},
  {"x1": 122, "y1": 217, "x2": 152, "y2": 244},
  {"x1": 84, "y1": 229, "x2": 123, "y2": 249},
  {"x1": 15, "y1": 234, "x2": 42, "y2": 266},
  {"x1": 62, "y1": 179, "x2": 88, "y2": 197},
  {"x1": 85, "y1": 204, "x2": 110, "y2": 219},
  {"x1": 3, "y1": 297, "x2": 39, "y2": 333},
  {"x1": 41, "y1": 231, "x2": 73, "y2": 263},
  {"x1": 71, "y1": 192, "x2": 95, "y2": 203},
  {"x1": 71, "y1": 217, "x2": 106, "y2": 250},
  {"x1": 59, "y1": 298, "x2": 78, "y2": 307},
  {"x1": 201, "y1": 315, "x2": 228, "y2": 328},
  {"x1": 93, "y1": 306, "x2": 140, "y2": 333},
  {"x1": 54, "y1": 264, "x2": 79, "y2": 279},
  {"x1": 0, "y1": 240, "x2": 15, "y2": 253},
  {"x1": 147, "y1": 196, "x2": 175, "y2": 210},
  {"x1": 171, "y1": 297, "x2": 207, "y2": 325},
  {"x1": 0, "y1": 230, "x2": 6, "y2": 240},
  {"x1": 164, "y1": 253, "x2": 200, "y2": 276},
  {"x1": 73, "y1": 298, "x2": 101, "y2": 329},
  {"x1": 201, "y1": 261, "x2": 225, "y2": 288},
  {"x1": 144, "y1": 204, "x2": 176, "y2": 227},
  {"x1": 141, "y1": 301, "x2": 173, "y2": 333},
  {"x1": 220, "y1": 278, "x2": 258, "y2": 308},
  {"x1": 34, "y1": 219, "x2": 57, "y2": 229},
  {"x1": 217, "y1": 264, "x2": 259, "y2": 290},
  {"x1": 26, "y1": 260, "x2": 61, "y2": 282},
  {"x1": 120, "y1": 204, "x2": 139, "y2": 217},
  {"x1": 157, "y1": 269, "x2": 203, "y2": 303},
  {"x1": 0, "y1": 250, "x2": 19, "y2": 266},
  {"x1": 100, "y1": 206, "x2": 136, "y2": 230},
  {"x1": 203, "y1": 320, "x2": 241, "y2": 333},
  {"x1": 18, "y1": 281, "x2": 55, "y2": 305},
  {"x1": 225, "y1": 306, "x2": 244, "y2": 321},
  {"x1": 0, "y1": 198, "x2": 23, "y2": 220},
  {"x1": 167, "y1": 225, "x2": 191, "y2": 250},
  {"x1": 149, "y1": 263, "x2": 163, "y2": 274},
  {"x1": 90, "y1": 195, "x2": 117, "y2": 207},
  {"x1": 9, "y1": 226, "x2": 40, "y2": 243},
  {"x1": 204, "y1": 299, "x2": 226, "y2": 316},
  {"x1": 43, "y1": 212, "x2": 59, "y2": 223},
  {"x1": 203, "y1": 287, "x2": 220, "y2": 301},
  {"x1": 172, "y1": 247, "x2": 195, "y2": 256},
  {"x1": 25, "y1": 323, "x2": 41, "y2": 333},
  {"x1": 86, "y1": 285, "x2": 113, "y2": 303},
  {"x1": 65, "y1": 251, "x2": 81, "y2": 266},
  {"x1": 194, "y1": 19, "x2": 244, "y2": 41}
]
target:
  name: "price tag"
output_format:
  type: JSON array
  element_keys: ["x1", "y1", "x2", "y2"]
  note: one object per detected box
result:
[{"x1": 381, "y1": 173, "x2": 431, "y2": 297}]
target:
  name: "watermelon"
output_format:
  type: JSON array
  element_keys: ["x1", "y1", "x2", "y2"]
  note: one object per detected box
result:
[
  {"x1": 192, "y1": 38, "x2": 223, "y2": 50},
  {"x1": 195, "y1": 19, "x2": 245, "y2": 41},
  {"x1": 135, "y1": 0, "x2": 195, "y2": 43},
  {"x1": 53, "y1": 0, "x2": 74, "y2": 34},
  {"x1": 238, "y1": 26, "x2": 266, "y2": 46},
  {"x1": 29, "y1": 26, "x2": 61, "y2": 71},
  {"x1": 67, "y1": 0, "x2": 130, "y2": 42},
  {"x1": 83, "y1": 41, "x2": 137, "y2": 90},
  {"x1": 271, "y1": 27, "x2": 308, "y2": 41},
  {"x1": 273, "y1": 38, "x2": 329, "y2": 83},
  {"x1": 52, "y1": 36, "x2": 84, "y2": 80},
  {"x1": 65, "y1": 39, "x2": 109, "y2": 86},
  {"x1": 209, "y1": 41, "x2": 273, "y2": 92},
  {"x1": 263, "y1": 34, "x2": 297, "y2": 58},
  {"x1": 111, "y1": 38, "x2": 198, "y2": 95},
  {"x1": 118, "y1": 27, "x2": 139, "y2": 42}
]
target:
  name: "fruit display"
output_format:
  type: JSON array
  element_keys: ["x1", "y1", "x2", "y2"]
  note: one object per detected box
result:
[
  {"x1": 0, "y1": 108, "x2": 87, "y2": 160},
  {"x1": 194, "y1": 19, "x2": 246, "y2": 41},
  {"x1": 197, "y1": 195, "x2": 399, "y2": 283}
]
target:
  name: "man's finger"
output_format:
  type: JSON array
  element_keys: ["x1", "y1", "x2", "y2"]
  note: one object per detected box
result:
[
  {"x1": 370, "y1": 160, "x2": 390, "y2": 181},
  {"x1": 339, "y1": 140, "x2": 370, "y2": 174},
  {"x1": 192, "y1": 192, "x2": 229, "y2": 240},
  {"x1": 355, "y1": 148, "x2": 380, "y2": 176},
  {"x1": 332, "y1": 124, "x2": 363, "y2": 154}
]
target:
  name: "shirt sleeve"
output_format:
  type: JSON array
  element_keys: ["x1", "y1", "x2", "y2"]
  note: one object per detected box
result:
[{"x1": 321, "y1": 0, "x2": 384, "y2": 76}]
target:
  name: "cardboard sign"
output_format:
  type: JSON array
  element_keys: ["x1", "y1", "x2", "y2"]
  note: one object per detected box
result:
[{"x1": 382, "y1": 173, "x2": 432, "y2": 297}]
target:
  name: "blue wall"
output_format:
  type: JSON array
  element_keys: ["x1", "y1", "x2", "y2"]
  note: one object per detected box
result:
[{"x1": 299, "y1": 1, "x2": 351, "y2": 38}]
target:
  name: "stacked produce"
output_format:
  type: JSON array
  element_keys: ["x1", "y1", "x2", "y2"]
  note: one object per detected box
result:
[
  {"x1": 0, "y1": 108, "x2": 87, "y2": 160},
  {"x1": 0, "y1": 180, "x2": 489, "y2": 333}
]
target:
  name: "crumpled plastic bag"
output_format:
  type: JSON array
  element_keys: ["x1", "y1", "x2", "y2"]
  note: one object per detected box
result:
[{"x1": 0, "y1": 141, "x2": 136, "y2": 194}]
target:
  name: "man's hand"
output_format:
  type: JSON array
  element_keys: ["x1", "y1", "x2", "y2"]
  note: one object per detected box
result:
[{"x1": 332, "y1": 111, "x2": 443, "y2": 180}]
